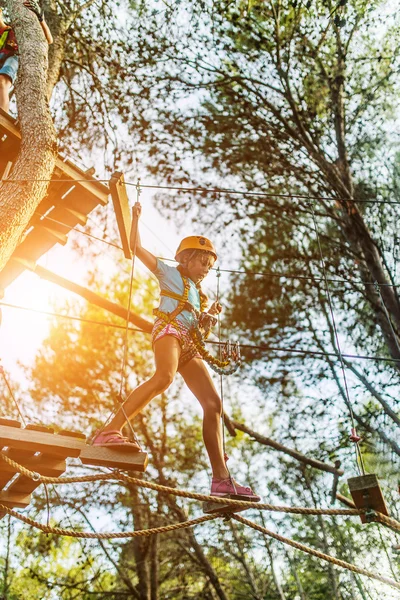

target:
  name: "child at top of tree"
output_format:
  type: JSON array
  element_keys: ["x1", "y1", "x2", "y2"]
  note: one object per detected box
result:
[
  {"x1": 94, "y1": 203, "x2": 260, "y2": 501},
  {"x1": 0, "y1": 1, "x2": 53, "y2": 114}
]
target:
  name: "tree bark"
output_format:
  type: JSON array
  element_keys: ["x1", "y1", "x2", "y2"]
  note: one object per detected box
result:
[
  {"x1": 128, "y1": 480, "x2": 151, "y2": 600},
  {"x1": 0, "y1": 0, "x2": 57, "y2": 273}
]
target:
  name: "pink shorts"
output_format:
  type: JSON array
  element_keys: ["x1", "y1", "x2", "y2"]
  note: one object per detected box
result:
[{"x1": 152, "y1": 319, "x2": 201, "y2": 369}]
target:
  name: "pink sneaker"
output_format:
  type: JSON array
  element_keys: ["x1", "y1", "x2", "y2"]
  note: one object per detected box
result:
[
  {"x1": 92, "y1": 430, "x2": 141, "y2": 451},
  {"x1": 211, "y1": 478, "x2": 261, "y2": 501}
]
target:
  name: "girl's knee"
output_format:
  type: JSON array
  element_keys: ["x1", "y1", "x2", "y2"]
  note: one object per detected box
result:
[
  {"x1": 0, "y1": 75, "x2": 11, "y2": 89},
  {"x1": 153, "y1": 371, "x2": 175, "y2": 393},
  {"x1": 203, "y1": 393, "x2": 222, "y2": 415}
]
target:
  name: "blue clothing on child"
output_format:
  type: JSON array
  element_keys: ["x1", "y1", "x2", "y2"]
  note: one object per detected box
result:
[
  {"x1": 0, "y1": 53, "x2": 18, "y2": 84},
  {"x1": 153, "y1": 258, "x2": 200, "y2": 329}
]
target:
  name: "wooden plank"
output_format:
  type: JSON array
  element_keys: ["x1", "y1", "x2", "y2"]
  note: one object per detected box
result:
[
  {"x1": 0, "y1": 447, "x2": 36, "y2": 490},
  {"x1": 203, "y1": 495, "x2": 260, "y2": 515},
  {"x1": 348, "y1": 474, "x2": 389, "y2": 523},
  {"x1": 31, "y1": 264, "x2": 153, "y2": 333},
  {"x1": 0, "y1": 491, "x2": 31, "y2": 509},
  {"x1": 0, "y1": 418, "x2": 21, "y2": 428},
  {"x1": 28, "y1": 181, "x2": 77, "y2": 228},
  {"x1": 1, "y1": 160, "x2": 12, "y2": 181},
  {"x1": 0, "y1": 110, "x2": 109, "y2": 205},
  {"x1": 109, "y1": 172, "x2": 132, "y2": 259},
  {"x1": 0, "y1": 453, "x2": 66, "y2": 477},
  {"x1": 59, "y1": 185, "x2": 108, "y2": 219},
  {"x1": 3, "y1": 423, "x2": 64, "y2": 496},
  {"x1": 0, "y1": 425, "x2": 84, "y2": 457},
  {"x1": 80, "y1": 446, "x2": 148, "y2": 472},
  {"x1": 0, "y1": 225, "x2": 68, "y2": 290},
  {"x1": 59, "y1": 159, "x2": 109, "y2": 205}
]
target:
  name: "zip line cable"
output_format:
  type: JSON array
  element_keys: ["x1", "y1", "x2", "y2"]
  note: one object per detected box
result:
[
  {"x1": 31, "y1": 209, "x2": 400, "y2": 290},
  {"x1": 126, "y1": 182, "x2": 400, "y2": 207},
  {"x1": 309, "y1": 200, "x2": 366, "y2": 476},
  {"x1": 0, "y1": 301, "x2": 146, "y2": 332},
  {"x1": 2, "y1": 300, "x2": 400, "y2": 365},
  {"x1": 3, "y1": 177, "x2": 400, "y2": 207}
]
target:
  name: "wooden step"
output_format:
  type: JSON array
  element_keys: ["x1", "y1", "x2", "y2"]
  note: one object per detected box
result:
[
  {"x1": 203, "y1": 495, "x2": 260, "y2": 516},
  {"x1": 0, "y1": 452, "x2": 66, "y2": 477},
  {"x1": 348, "y1": 474, "x2": 389, "y2": 523},
  {"x1": 0, "y1": 490, "x2": 31, "y2": 509},
  {"x1": 0, "y1": 418, "x2": 21, "y2": 428},
  {"x1": 80, "y1": 446, "x2": 148, "y2": 472},
  {"x1": 0, "y1": 447, "x2": 37, "y2": 489},
  {"x1": 0, "y1": 424, "x2": 84, "y2": 457}
]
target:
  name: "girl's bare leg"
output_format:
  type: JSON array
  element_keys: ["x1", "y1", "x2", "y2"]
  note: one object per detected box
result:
[
  {"x1": 179, "y1": 358, "x2": 229, "y2": 480},
  {"x1": 0, "y1": 75, "x2": 11, "y2": 113},
  {"x1": 104, "y1": 336, "x2": 181, "y2": 431}
]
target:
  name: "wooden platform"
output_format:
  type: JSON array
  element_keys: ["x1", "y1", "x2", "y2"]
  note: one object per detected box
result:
[
  {"x1": 0, "y1": 419, "x2": 148, "y2": 515},
  {"x1": 203, "y1": 494, "x2": 260, "y2": 516},
  {"x1": 0, "y1": 109, "x2": 110, "y2": 296},
  {"x1": 348, "y1": 474, "x2": 389, "y2": 523}
]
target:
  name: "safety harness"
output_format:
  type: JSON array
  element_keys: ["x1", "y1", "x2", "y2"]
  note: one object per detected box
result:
[
  {"x1": 153, "y1": 274, "x2": 240, "y2": 375},
  {"x1": 0, "y1": 29, "x2": 10, "y2": 51},
  {"x1": 0, "y1": 27, "x2": 17, "y2": 54}
]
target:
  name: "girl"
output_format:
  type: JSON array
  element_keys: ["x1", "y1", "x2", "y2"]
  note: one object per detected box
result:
[
  {"x1": 0, "y1": 2, "x2": 53, "y2": 113},
  {"x1": 94, "y1": 203, "x2": 259, "y2": 500}
]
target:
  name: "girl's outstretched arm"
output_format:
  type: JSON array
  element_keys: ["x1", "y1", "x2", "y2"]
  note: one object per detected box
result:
[
  {"x1": 23, "y1": 0, "x2": 53, "y2": 44},
  {"x1": 131, "y1": 202, "x2": 158, "y2": 272}
]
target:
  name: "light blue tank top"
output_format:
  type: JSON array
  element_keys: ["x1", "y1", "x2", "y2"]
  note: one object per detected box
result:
[{"x1": 153, "y1": 258, "x2": 200, "y2": 329}]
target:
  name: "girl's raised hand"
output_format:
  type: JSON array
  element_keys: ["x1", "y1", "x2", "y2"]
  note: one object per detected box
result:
[
  {"x1": 208, "y1": 301, "x2": 222, "y2": 316},
  {"x1": 132, "y1": 202, "x2": 142, "y2": 218}
]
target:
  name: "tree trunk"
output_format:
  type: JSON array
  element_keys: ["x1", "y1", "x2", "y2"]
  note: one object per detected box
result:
[
  {"x1": 0, "y1": 0, "x2": 57, "y2": 272},
  {"x1": 284, "y1": 550, "x2": 307, "y2": 600},
  {"x1": 302, "y1": 473, "x2": 342, "y2": 600},
  {"x1": 129, "y1": 481, "x2": 151, "y2": 600}
]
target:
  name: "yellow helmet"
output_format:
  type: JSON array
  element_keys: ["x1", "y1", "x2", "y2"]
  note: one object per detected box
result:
[{"x1": 175, "y1": 236, "x2": 217, "y2": 261}]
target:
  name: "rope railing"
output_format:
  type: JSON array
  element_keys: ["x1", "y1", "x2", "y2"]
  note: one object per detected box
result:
[
  {"x1": 2, "y1": 501, "x2": 399, "y2": 592},
  {"x1": 0, "y1": 452, "x2": 362, "y2": 516},
  {"x1": 232, "y1": 514, "x2": 400, "y2": 592},
  {"x1": 2, "y1": 451, "x2": 400, "y2": 593},
  {"x1": 0, "y1": 503, "x2": 217, "y2": 539}
]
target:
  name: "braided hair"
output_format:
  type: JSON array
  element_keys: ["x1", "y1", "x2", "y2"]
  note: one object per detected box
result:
[{"x1": 177, "y1": 249, "x2": 214, "y2": 312}]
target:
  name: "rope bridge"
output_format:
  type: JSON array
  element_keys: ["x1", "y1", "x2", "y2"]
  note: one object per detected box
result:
[{"x1": 1, "y1": 451, "x2": 400, "y2": 593}]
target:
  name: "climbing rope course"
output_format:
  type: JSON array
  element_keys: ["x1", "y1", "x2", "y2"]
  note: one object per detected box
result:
[
  {"x1": 0, "y1": 451, "x2": 399, "y2": 592},
  {"x1": 2, "y1": 169, "x2": 400, "y2": 595}
]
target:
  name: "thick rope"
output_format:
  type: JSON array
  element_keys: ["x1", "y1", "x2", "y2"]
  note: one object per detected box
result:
[
  {"x1": 0, "y1": 503, "x2": 217, "y2": 539},
  {"x1": 373, "y1": 512, "x2": 400, "y2": 534},
  {"x1": 233, "y1": 514, "x2": 400, "y2": 592},
  {"x1": 0, "y1": 452, "x2": 362, "y2": 516}
]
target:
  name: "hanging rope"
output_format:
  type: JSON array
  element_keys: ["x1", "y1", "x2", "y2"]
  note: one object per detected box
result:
[
  {"x1": 97, "y1": 181, "x2": 142, "y2": 444},
  {"x1": 0, "y1": 364, "x2": 27, "y2": 427},
  {"x1": 232, "y1": 514, "x2": 400, "y2": 593},
  {"x1": 215, "y1": 267, "x2": 232, "y2": 482},
  {"x1": 309, "y1": 200, "x2": 365, "y2": 476}
]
